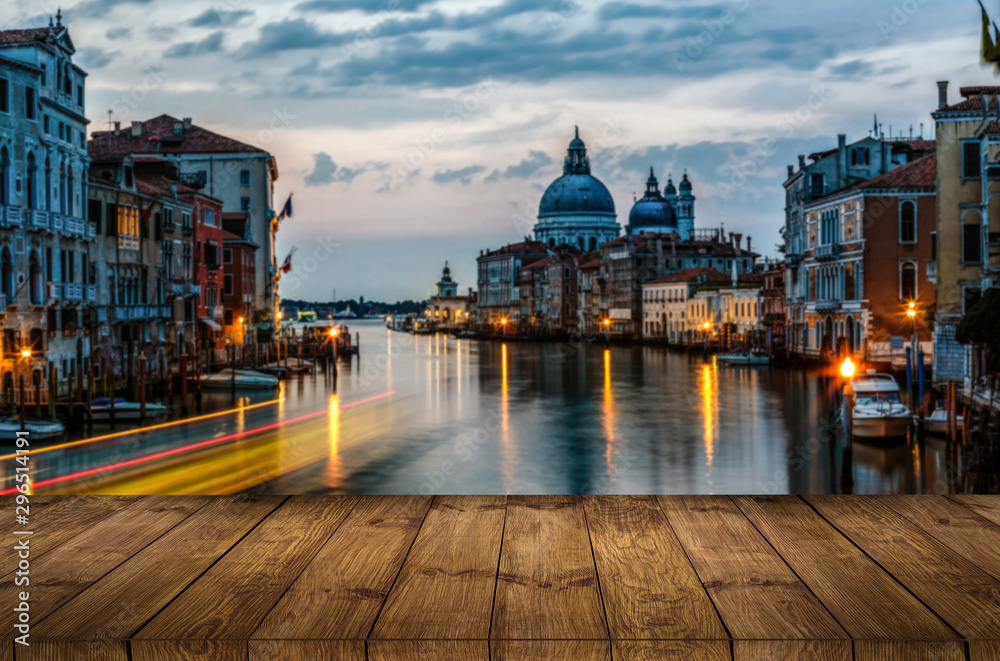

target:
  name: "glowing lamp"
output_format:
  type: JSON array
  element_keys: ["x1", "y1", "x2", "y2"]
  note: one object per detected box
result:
[
  {"x1": 703, "y1": 321, "x2": 711, "y2": 330},
  {"x1": 840, "y1": 357, "x2": 856, "y2": 379},
  {"x1": 20, "y1": 348, "x2": 31, "y2": 359}
]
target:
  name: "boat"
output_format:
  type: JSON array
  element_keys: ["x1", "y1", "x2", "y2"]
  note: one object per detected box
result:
[
  {"x1": 0, "y1": 416, "x2": 66, "y2": 440},
  {"x1": 455, "y1": 330, "x2": 478, "y2": 339},
  {"x1": 849, "y1": 371, "x2": 912, "y2": 439},
  {"x1": 199, "y1": 369, "x2": 279, "y2": 390},
  {"x1": 716, "y1": 351, "x2": 771, "y2": 366},
  {"x1": 921, "y1": 401, "x2": 964, "y2": 435},
  {"x1": 90, "y1": 397, "x2": 169, "y2": 422}
]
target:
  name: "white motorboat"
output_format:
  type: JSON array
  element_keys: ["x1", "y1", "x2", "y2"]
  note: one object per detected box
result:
[
  {"x1": 850, "y1": 371, "x2": 912, "y2": 439},
  {"x1": 90, "y1": 397, "x2": 169, "y2": 422},
  {"x1": 922, "y1": 402, "x2": 964, "y2": 435},
  {"x1": 199, "y1": 369, "x2": 279, "y2": 390},
  {"x1": 0, "y1": 416, "x2": 66, "y2": 440},
  {"x1": 717, "y1": 351, "x2": 771, "y2": 366}
]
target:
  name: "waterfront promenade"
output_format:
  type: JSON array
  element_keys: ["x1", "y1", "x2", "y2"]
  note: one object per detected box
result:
[{"x1": 4, "y1": 494, "x2": 1000, "y2": 660}]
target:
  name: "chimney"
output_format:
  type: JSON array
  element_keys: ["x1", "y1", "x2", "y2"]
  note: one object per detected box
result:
[
  {"x1": 787, "y1": 164, "x2": 794, "y2": 178},
  {"x1": 734, "y1": 233, "x2": 743, "y2": 254},
  {"x1": 114, "y1": 121, "x2": 121, "y2": 136},
  {"x1": 798, "y1": 154, "x2": 806, "y2": 169},
  {"x1": 183, "y1": 117, "x2": 192, "y2": 130},
  {"x1": 131, "y1": 121, "x2": 142, "y2": 137},
  {"x1": 937, "y1": 81, "x2": 949, "y2": 109},
  {"x1": 746, "y1": 236, "x2": 752, "y2": 253}
]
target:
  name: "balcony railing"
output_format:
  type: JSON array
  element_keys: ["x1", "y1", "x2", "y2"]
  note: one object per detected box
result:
[
  {"x1": 2, "y1": 206, "x2": 22, "y2": 227},
  {"x1": 988, "y1": 253, "x2": 1000, "y2": 274},
  {"x1": 86, "y1": 223, "x2": 96, "y2": 240},
  {"x1": 50, "y1": 214, "x2": 64, "y2": 233},
  {"x1": 63, "y1": 283, "x2": 83, "y2": 301},
  {"x1": 784, "y1": 253, "x2": 803, "y2": 267},
  {"x1": 29, "y1": 210, "x2": 49, "y2": 230},
  {"x1": 814, "y1": 299, "x2": 840, "y2": 312},
  {"x1": 47, "y1": 282, "x2": 61, "y2": 301},
  {"x1": 814, "y1": 244, "x2": 840, "y2": 262},
  {"x1": 86, "y1": 284, "x2": 96, "y2": 301}
]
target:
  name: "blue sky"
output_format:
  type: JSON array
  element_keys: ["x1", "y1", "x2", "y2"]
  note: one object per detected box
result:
[{"x1": 8, "y1": 0, "x2": 994, "y2": 301}]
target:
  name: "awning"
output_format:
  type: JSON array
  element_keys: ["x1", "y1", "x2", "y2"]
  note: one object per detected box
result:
[{"x1": 199, "y1": 317, "x2": 222, "y2": 330}]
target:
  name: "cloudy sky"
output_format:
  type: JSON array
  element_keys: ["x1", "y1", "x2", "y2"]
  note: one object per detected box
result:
[{"x1": 8, "y1": 0, "x2": 994, "y2": 302}]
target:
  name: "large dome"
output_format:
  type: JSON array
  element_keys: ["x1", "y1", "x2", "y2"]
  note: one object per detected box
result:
[
  {"x1": 627, "y1": 168, "x2": 677, "y2": 234},
  {"x1": 538, "y1": 173, "x2": 616, "y2": 217}
]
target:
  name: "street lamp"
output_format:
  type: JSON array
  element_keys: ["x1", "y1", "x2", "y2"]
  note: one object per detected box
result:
[
  {"x1": 20, "y1": 347, "x2": 31, "y2": 359},
  {"x1": 602, "y1": 317, "x2": 611, "y2": 345},
  {"x1": 500, "y1": 317, "x2": 508, "y2": 338},
  {"x1": 840, "y1": 356, "x2": 856, "y2": 379},
  {"x1": 702, "y1": 321, "x2": 711, "y2": 354}
]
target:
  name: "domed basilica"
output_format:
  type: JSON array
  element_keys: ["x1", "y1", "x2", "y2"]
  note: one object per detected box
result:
[{"x1": 533, "y1": 128, "x2": 696, "y2": 250}]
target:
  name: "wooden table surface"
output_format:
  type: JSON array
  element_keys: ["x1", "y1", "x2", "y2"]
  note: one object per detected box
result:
[{"x1": 4, "y1": 495, "x2": 1000, "y2": 660}]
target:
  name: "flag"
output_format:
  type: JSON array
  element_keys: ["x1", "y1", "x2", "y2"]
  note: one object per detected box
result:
[
  {"x1": 280, "y1": 246, "x2": 298, "y2": 274},
  {"x1": 873, "y1": 114, "x2": 878, "y2": 138},
  {"x1": 277, "y1": 193, "x2": 293, "y2": 222}
]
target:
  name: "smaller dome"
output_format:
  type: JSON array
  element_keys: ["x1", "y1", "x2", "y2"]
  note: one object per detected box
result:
[
  {"x1": 627, "y1": 167, "x2": 677, "y2": 232},
  {"x1": 679, "y1": 171, "x2": 692, "y2": 192},
  {"x1": 664, "y1": 176, "x2": 677, "y2": 196}
]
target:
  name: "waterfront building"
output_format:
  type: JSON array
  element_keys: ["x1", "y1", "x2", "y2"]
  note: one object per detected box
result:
[
  {"x1": 515, "y1": 248, "x2": 581, "y2": 335},
  {"x1": 533, "y1": 128, "x2": 620, "y2": 250},
  {"x1": 798, "y1": 151, "x2": 936, "y2": 360},
  {"x1": 475, "y1": 240, "x2": 547, "y2": 328},
  {"x1": 221, "y1": 212, "x2": 258, "y2": 347},
  {"x1": 426, "y1": 262, "x2": 475, "y2": 328},
  {"x1": 626, "y1": 168, "x2": 696, "y2": 239},
  {"x1": 783, "y1": 134, "x2": 933, "y2": 356},
  {"x1": 88, "y1": 115, "x2": 280, "y2": 331},
  {"x1": 760, "y1": 262, "x2": 787, "y2": 342},
  {"x1": 641, "y1": 267, "x2": 729, "y2": 342},
  {"x1": 575, "y1": 255, "x2": 602, "y2": 335},
  {"x1": 930, "y1": 82, "x2": 1000, "y2": 387},
  {"x1": 0, "y1": 17, "x2": 96, "y2": 403},
  {"x1": 718, "y1": 274, "x2": 764, "y2": 345}
]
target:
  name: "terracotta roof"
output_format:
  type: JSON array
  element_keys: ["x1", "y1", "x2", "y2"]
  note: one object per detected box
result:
[
  {"x1": 135, "y1": 173, "x2": 199, "y2": 197},
  {"x1": 853, "y1": 152, "x2": 936, "y2": 191},
  {"x1": 89, "y1": 114, "x2": 266, "y2": 159},
  {"x1": 899, "y1": 139, "x2": 935, "y2": 152},
  {"x1": 644, "y1": 267, "x2": 731, "y2": 285},
  {"x1": 481, "y1": 241, "x2": 548, "y2": 257},
  {"x1": 737, "y1": 273, "x2": 764, "y2": 284},
  {"x1": 0, "y1": 28, "x2": 56, "y2": 46},
  {"x1": 937, "y1": 89, "x2": 1000, "y2": 114},
  {"x1": 579, "y1": 258, "x2": 602, "y2": 269}
]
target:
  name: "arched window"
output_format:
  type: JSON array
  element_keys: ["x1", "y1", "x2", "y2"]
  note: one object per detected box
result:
[
  {"x1": 0, "y1": 147, "x2": 9, "y2": 205},
  {"x1": 900, "y1": 262, "x2": 917, "y2": 301},
  {"x1": 588, "y1": 237, "x2": 597, "y2": 251},
  {"x1": 0, "y1": 246, "x2": 12, "y2": 301},
  {"x1": 44, "y1": 156, "x2": 52, "y2": 211},
  {"x1": 899, "y1": 201, "x2": 916, "y2": 243},
  {"x1": 25, "y1": 152, "x2": 37, "y2": 209},
  {"x1": 547, "y1": 238, "x2": 555, "y2": 248},
  {"x1": 29, "y1": 250, "x2": 42, "y2": 305}
]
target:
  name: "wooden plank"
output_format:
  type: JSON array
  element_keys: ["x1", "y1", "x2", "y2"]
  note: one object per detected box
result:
[
  {"x1": 734, "y1": 641, "x2": 850, "y2": 661},
  {"x1": 248, "y1": 641, "x2": 365, "y2": 661},
  {"x1": 807, "y1": 495, "x2": 1000, "y2": 639},
  {"x1": 490, "y1": 495, "x2": 607, "y2": 640},
  {"x1": 0, "y1": 496, "x2": 208, "y2": 635},
  {"x1": 953, "y1": 495, "x2": 1000, "y2": 527},
  {"x1": 33, "y1": 495, "x2": 284, "y2": 640},
  {"x1": 854, "y1": 641, "x2": 966, "y2": 661},
  {"x1": 370, "y1": 495, "x2": 505, "y2": 640},
  {"x1": 14, "y1": 640, "x2": 127, "y2": 660},
  {"x1": 491, "y1": 641, "x2": 610, "y2": 661},
  {"x1": 368, "y1": 641, "x2": 488, "y2": 661},
  {"x1": 252, "y1": 496, "x2": 432, "y2": 640},
  {"x1": 613, "y1": 641, "x2": 730, "y2": 661},
  {"x1": 733, "y1": 495, "x2": 956, "y2": 640},
  {"x1": 130, "y1": 640, "x2": 245, "y2": 661},
  {"x1": 885, "y1": 495, "x2": 1000, "y2": 582},
  {"x1": 6, "y1": 496, "x2": 143, "y2": 561},
  {"x1": 657, "y1": 495, "x2": 847, "y2": 640},
  {"x1": 134, "y1": 495, "x2": 357, "y2": 641},
  {"x1": 583, "y1": 495, "x2": 727, "y2": 640},
  {"x1": 970, "y1": 640, "x2": 1000, "y2": 660}
]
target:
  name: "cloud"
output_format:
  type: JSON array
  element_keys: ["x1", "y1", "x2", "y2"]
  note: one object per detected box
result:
[
  {"x1": 77, "y1": 47, "x2": 117, "y2": 70},
  {"x1": 67, "y1": 0, "x2": 155, "y2": 19},
  {"x1": 105, "y1": 27, "x2": 131, "y2": 40},
  {"x1": 432, "y1": 165, "x2": 485, "y2": 185},
  {"x1": 830, "y1": 59, "x2": 875, "y2": 79},
  {"x1": 164, "y1": 31, "x2": 225, "y2": 58},
  {"x1": 485, "y1": 150, "x2": 553, "y2": 182},
  {"x1": 294, "y1": 0, "x2": 438, "y2": 12},
  {"x1": 305, "y1": 153, "x2": 368, "y2": 186},
  {"x1": 188, "y1": 9, "x2": 255, "y2": 27},
  {"x1": 235, "y1": 18, "x2": 348, "y2": 58}
]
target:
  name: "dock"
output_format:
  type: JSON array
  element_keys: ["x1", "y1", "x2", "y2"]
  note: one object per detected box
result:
[{"x1": 4, "y1": 494, "x2": 1000, "y2": 660}]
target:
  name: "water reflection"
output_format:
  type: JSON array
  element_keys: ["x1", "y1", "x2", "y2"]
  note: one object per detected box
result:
[{"x1": 0, "y1": 320, "x2": 957, "y2": 495}]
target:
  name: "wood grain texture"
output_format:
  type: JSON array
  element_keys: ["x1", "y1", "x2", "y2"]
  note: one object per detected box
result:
[
  {"x1": 368, "y1": 641, "x2": 488, "y2": 661},
  {"x1": 130, "y1": 640, "x2": 246, "y2": 661},
  {"x1": 657, "y1": 495, "x2": 847, "y2": 641},
  {"x1": 1, "y1": 496, "x2": 208, "y2": 635},
  {"x1": 954, "y1": 495, "x2": 1000, "y2": 527},
  {"x1": 854, "y1": 641, "x2": 967, "y2": 661},
  {"x1": 252, "y1": 496, "x2": 432, "y2": 640},
  {"x1": 613, "y1": 641, "x2": 731, "y2": 661},
  {"x1": 807, "y1": 495, "x2": 1000, "y2": 639},
  {"x1": 733, "y1": 495, "x2": 956, "y2": 640},
  {"x1": 490, "y1": 496, "x2": 607, "y2": 640},
  {"x1": 583, "y1": 495, "x2": 727, "y2": 641},
  {"x1": 134, "y1": 495, "x2": 357, "y2": 640},
  {"x1": 14, "y1": 640, "x2": 128, "y2": 661},
  {"x1": 970, "y1": 640, "x2": 1000, "y2": 660},
  {"x1": 370, "y1": 495, "x2": 505, "y2": 640},
  {"x1": 734, "y1": 641, "x2": 851, "y2": 661},
  {"x1": 248, "y1": 640, "x2": 365, "y2": 661},
  {"x1": 491, "y1": 641, "x2": 610, "y2": 661},
  {"x1": 33, "y1": 494, "x2": 284, "y2": 640},
  {"x1": 8, "y1": 496, "x2": 144, "y2": 561},
  {"x1": 885, "y1": 495, "x2": 1000, "y2": 582}
]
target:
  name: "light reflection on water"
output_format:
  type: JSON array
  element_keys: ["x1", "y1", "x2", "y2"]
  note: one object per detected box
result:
[{"x1": 1, "y1": 320, "x2": 951, "y2": 495}]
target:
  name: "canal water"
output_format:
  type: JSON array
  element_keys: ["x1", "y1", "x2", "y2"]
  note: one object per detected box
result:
[{"x1": 2, "y1": 320, "x2": 954, "y2": 495}]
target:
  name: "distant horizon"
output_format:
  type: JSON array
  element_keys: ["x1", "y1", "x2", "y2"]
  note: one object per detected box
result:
[{"x1": 9, "y1": 0, "x2": 993, "y2": 301}]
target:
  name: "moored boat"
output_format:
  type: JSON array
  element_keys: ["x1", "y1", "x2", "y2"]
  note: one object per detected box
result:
[
  {"x1": 717, "y1": 351, "x2": 771, "y2": 366},
  {"x1": 90, "y1": 397, "x2": 169, "y2": 422},
  {"x1": 0, "y1": 416, "x2": 66, "y2": 440},
  {"x1": 850, "y1": 371, "x2": 912, "y2": 439},
  {"x1": 921, "y1": 401, "x2": 964, "y2": 435},
  {"x1": 199, "y1": 369, "x2": 279, "y2": 390}
]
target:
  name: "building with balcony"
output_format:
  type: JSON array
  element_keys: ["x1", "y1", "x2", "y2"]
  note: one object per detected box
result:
[
  {"x1": 0, "y1": 16, "x2": 95, "y2": 403},
  {"x1": 641, "y1": 267, "x2": 729, "y2": 343},
  {"x1": 799, "y1": 149, "x2": 936, "y2": 361},
  {"x1": 221, "y1": 212, "x2": 258, "y2": 348},
  {"x1": 475, "y1": 240, "x2": 548, "y2": 328}
]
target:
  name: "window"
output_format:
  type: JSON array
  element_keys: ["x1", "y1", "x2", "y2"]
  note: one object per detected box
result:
[
  {"x1": 900, "y1": 262, "x2": 917, "y2": 301},
  {"x1": 224, "y1": 274, "x2": 234, "y2": 296},
  {"x1": 43, "y1": 116, "x2": 50, "y2": 134},
  {"x1": 899, "y1": 201, "x2": 916, "y2": 243},
  {"x1": 181, "y1": 212, "x2": 191, "y2": 232},
  {"x1": 809, "y1": 173, "x2": 825, "y2": 196},
  {"x1": 123, "y1": 166, "x2": 133, "y2": 188},
  {"x1": 24, "y1": 87, "x2": 36, "y2": 120},
  {"x1": 77, "y1": 85, "x2": 83, "y2": 106},
  {"x1": 163, "y1": 207, "x2": 174, "y2": 231},
  {"x1": 223, "y1": 248, "x2": 233, "y2": 264},
  {"x1": 204, "y1": 208, "x2": 215, "y2": 227},
  {"x1": 852, "y1": 147, "x2": 869, "y2": 165},
  {"x1": 963, "y1": 223, "x2": 982, "y2": 264},
  {"x1": 239, "y1": 169, "x2": 251, "y2": 186},
  {"x1": 240, "y1": 197, "x2": 250, "y2": 212},
  {"x1": 963, "y1": 141, "x2": 980, "y2": 179},
  {"x1": 0, "y1": 78, "x2": 8, "y2": 113},
  {"x1": 117, "y1": 206, "x2": 139, "y2": 249}
]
